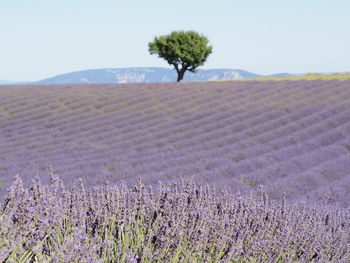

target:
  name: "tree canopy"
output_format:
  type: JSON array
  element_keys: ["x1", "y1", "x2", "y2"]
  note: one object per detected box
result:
[{"x1": 149, "y1": 31, "x2": 213, "y2": 82}]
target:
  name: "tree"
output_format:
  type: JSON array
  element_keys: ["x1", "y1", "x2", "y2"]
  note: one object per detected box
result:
[{"x1": 149, "y1": 31, "x2": 213, "y2": 82}]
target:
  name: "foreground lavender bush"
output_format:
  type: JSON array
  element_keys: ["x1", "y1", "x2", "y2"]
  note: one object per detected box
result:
[{"x1": 0, "y1": 175, "x2": 349, "y2": 262}]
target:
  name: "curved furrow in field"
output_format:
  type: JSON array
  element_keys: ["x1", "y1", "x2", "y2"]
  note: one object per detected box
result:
[
  {"x1": 121, "y1": 115, "x2": 350, "y2": 175},
  {"x1": 1, "y1": 79, "x2": 341, "y2": 152},
  {"x1": 87, "y1": 99, "x2": 350, "y2": 168},
  {"x1": 0, "y1": 80, "x2": 346, "y2": 158},
  {"x1": 0, "y1": 80, "x2": 350, "y2": 207},
  {"x1": 0, "y1": 85, "x2": 348, "y2": 160}
]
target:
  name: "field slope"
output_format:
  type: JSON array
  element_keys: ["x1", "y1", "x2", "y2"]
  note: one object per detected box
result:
[{"x1": 0, "y1": 80, "x2": 350, "y2": 206}]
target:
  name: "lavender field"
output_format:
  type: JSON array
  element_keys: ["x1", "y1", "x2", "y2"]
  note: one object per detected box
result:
[
  {"x1": 1, "y1": 175, "x2": 349, "y2": 262},
  {"x1": 1, "y1": 80, "x2": 350, "y2": 206},
  {"x1": 1, "y1": 80, "x2": 350, "y2": 262}
]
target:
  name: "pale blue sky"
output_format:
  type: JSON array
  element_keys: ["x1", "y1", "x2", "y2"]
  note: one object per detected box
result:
[{"x1": 1, "y1": 0, "x2": 349, "y2": 81}]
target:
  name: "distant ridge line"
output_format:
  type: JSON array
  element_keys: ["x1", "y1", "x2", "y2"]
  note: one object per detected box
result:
[{"x1": 35, "y1": 67, "x2": 262, "y2": 84}]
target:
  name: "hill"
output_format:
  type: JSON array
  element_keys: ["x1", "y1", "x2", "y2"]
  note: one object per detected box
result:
[
  {"x1": 36, "y1": 67, "x2": 261, "y2": 84},
  {"x1": 0, "y1": 80, "x2": 349, "y2": 207}
]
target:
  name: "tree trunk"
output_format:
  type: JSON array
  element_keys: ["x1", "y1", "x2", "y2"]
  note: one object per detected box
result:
[{"x1": 177, "y1": 68, "x2": 186, "y2": 82}]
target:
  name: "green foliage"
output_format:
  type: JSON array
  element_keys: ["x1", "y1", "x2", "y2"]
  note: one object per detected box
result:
[{"x1": 149, "y1": 31, "x2": 213, "y2": 81}]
